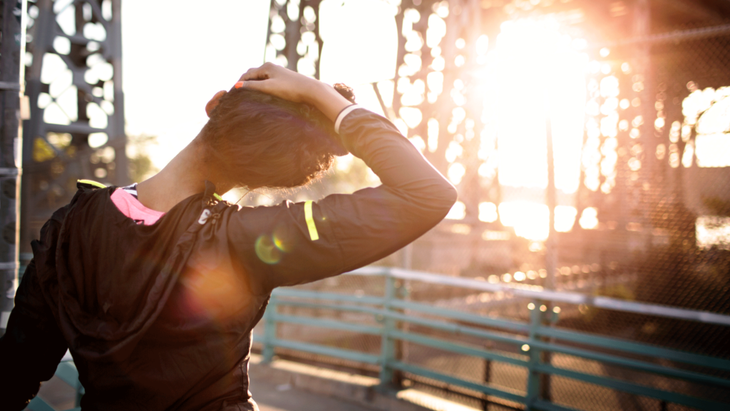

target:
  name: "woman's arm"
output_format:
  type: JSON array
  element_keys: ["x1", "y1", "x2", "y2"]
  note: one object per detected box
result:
[
  {"x1": 0, "y1": 260, "x2": 69, "y2": 409},
  {"x1": 228, "y1": 64, "x2": 457, "y2": 292},
  {"x1": 239, "y1": 62, "x2": 351, "y2": 122}
]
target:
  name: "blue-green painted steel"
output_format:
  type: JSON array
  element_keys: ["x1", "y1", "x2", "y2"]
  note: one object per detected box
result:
[
  {"x1": 536, "y1": 326, "x2": 730, "y2": 370},
  {"x1": 271, "y1": 313, "x2": 382, "y2": 335},
  {"x1": 385, "y1": 310, "x2": 530, "y2": 345},
  {"x1": 27, "y1": 397, "x2": 56, "y2": 411},
  {"x1": 47, "y1": 269, "x2": 730, "y2": 410},
  {"x1": 525, "y1": 300, "x2": 544, "y2": 410},
  {"x1": 27, "y1": 361, "x2": 83, "y2": 411},
  {"x1": 390, "y1": 360, "x2": 527, "y2": 404},
  {"x1": 389, "y1": 298, "x2": 531, "y2": 332},
  {"x1": 530, "y1": 339, "x2": 730, "y2": 388},
  {"x1": 270, "y1": 338, "x2": 380, "y2": 364},
  {"x1": 389, "y1": 329, "x2": 528, "y2": 368},
  {"x1": 272, "y1": 288, "x2": 385, "y2": 306},
  {"x1": 262, "y1": 298, "x2": 277, "y2": 363},
  {"x1": 532, "y1": 400, "x2": 582, "y2": 411},
  {"x1": 534, "y1": 364, "x2": 729, "y2": 411},
  {"x1": 378, "y1": 275, "x2": 397, "y2": 385},
  {"x1": 266, "y1": 300, "x2": 382, "y2": 316}
]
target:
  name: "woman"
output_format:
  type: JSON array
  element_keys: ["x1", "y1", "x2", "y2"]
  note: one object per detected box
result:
[{"x1": 0, "y1": 63, "x2": 457, "y2": 410}]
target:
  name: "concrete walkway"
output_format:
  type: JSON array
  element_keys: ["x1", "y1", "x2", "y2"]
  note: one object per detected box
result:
[
  {"x1": 32, "y1": 377, "x2": 377, "y2": 411},
  {"x1": 31, "y1": 354, "x2": 462, "y2": 411},
  {"x1": 250, "y1": 379, "x2": 376, "y2": 411}
]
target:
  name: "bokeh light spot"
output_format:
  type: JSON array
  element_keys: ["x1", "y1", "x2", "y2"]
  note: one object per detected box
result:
[{"x1": 256, "y1": 235, "x2": 282, "y2": 264}]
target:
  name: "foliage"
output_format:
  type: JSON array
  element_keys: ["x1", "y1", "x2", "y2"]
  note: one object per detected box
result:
[{"x1": 126, "y1": 134, "x2": 159, "y2": 183}]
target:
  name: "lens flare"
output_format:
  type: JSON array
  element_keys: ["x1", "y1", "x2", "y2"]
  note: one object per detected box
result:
[
  {"x1": 255, "y1": 235, "x2": 282, "y2": 264},
  {"x1": 180, "y1": 264, "x2": 248, "y2": 322}
]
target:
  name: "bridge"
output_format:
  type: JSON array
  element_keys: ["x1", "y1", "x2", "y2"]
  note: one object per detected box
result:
[{"x1": 26, "y1": 266, "x2": 730, "y2": 411}]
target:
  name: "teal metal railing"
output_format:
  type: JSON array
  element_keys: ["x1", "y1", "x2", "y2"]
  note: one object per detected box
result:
[
  {"x1": 29, "y1": 266, "x2": 730, "y2": 410},
  {"x1": 27, "y1": 360, "x2": 82, "y2": 411},
  {"x1": 258, "y1": 266, "x2": 730, "y2": 411}
]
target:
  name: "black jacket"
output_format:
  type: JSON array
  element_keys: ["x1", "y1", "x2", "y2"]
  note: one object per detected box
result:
[{"x1": 0, "y1": 108, "x2": 457, "y2": 410}]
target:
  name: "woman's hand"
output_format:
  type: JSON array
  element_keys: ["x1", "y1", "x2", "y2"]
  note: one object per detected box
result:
[
  {"x1": 239, "y1": 63, "x2": 316, "y2": 104},
  {"x1": 240, "y1": 63, "x2": 351, "y2": 122}
]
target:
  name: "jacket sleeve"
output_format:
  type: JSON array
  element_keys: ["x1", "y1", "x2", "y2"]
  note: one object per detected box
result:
[
  {"x1": 227, "y1": 108, "x2": 457, "y2": 293},
  {"x1": 0, "y1": 259, "x2": 69, "y2": 410}
]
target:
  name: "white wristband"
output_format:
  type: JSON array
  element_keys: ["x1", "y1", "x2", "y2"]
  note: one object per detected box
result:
[{"x1": 334, "y1": 105, "x2": 360, "y2": 134}]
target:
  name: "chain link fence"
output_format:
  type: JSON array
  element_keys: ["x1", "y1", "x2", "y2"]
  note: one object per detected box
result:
[{"x1": 254, "y1": 16, "x2": 730, "y2": 411}]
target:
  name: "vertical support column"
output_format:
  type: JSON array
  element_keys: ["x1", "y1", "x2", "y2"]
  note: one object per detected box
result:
[
  {"x1": 265, "y1": 0, "x2": 322, "y2": 78},
  {"x1": 541, "y1": 93, "x2": 558, "y2": 401},
  {"x1": 262, "y1": 297, "x2": 278, "y2": 363},
  {"x1": 379, "y1": 273, "x2": 397, "y2": 387},
  {"x1": 21, "y1": 0, "x2": 129, "y2": 255},
  {"x1": 0, "y1": 0, "x2": 27, "y2": 337},
  {"x1": 525, "y1": 300, "x2": 545, "y2": 409},
  {"x1": 544, "y1": 113, "x2": 558, "y2": 291},
  {"x1": 110, "y1": 0, "x2": 128, "y2": 186}
]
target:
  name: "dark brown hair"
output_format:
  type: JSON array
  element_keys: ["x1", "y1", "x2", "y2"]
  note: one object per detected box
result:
[{"x1": 199, "y1": 87, "x2": 347, "y2": 190}]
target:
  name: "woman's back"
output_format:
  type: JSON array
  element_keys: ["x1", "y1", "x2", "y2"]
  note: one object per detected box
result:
[{"x1": 0, "y1": 64, "x2": 456, "y2": 410}]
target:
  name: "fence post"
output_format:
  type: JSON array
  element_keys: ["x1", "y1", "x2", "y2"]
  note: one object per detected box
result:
[
  {"x1": 525, "y1": 299, "x2": 544, "y2": 409},
  {"x1": 262, "y1": 296, "x2": 277, "y2": 363},
  {"x1": 481, "y1": 340, "x2": 494, "y2": 411},
  {"x1": 379, "y1": 272, "x2": 397, "y2": 387}
]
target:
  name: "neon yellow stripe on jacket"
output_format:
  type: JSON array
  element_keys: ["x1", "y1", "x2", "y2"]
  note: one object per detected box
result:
[
  {"x1": 77, "y1": 179, "x2": 106, "y2": 188},
  {"x1": 304, "y1": 201, "x2": 319, "y2": 241}
]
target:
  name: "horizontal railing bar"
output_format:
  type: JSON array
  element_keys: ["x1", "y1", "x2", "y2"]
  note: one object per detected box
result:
[
  {"x1": 270, "y1": 338, "x2": 380, "y2": 365},
  {"x1": 271, "y1": 314, "x2": 382, "y2": 335},
  {"x1": 340, "y1": 267, "x2": 730, "y2": 326},
  {"x1": 537, "y1": 327, "x2": 730, "y2": 371},
  {"x1": 272, "y1": 289, "x2": 384, "y2": 305},
  {"x1": 530, "y1": 340, "x2": 730, "y2": 388},
  {"x1": 271, "y1": 300, "x2": 382, "y2": 315},
  {"x1": 271, "y1": 299, "x2": 527, "y2": 346},
  {"x1": 386, "y1": 311, "x2": 529, "y2": 346},
  {"x1": 27, "y1": 396, "x2": 56, "y2": 411},
  {"x1": 591, "y1": 297, "x2": 730, "y2": 326},
  {"x1": 390, "y1": 330, "x2": 528, "y2": 368},
  {"x1": 531, "y1": 400, "x2": 582, "y2": 411},
  {"x1": 377, "y1": 267, "x2": 552, "y2": 299},
  {"x1": 389, "y1": 299, "x2": 531, "y2": 333},
  {"x1": 274, "y1": 293, "x2": 530, "y2": 333},
  {"x1": 596, "y1": 24, "x2": 730, "y2": 48},
  {"x1": 390, "y1": 361, "x2": 527, "y2": 404},
  {"x1": 534, "y1": 364, "x2": 728, "y2": 411}
]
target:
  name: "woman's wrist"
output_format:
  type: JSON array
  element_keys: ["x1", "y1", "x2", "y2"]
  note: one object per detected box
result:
[{"x1": 304, "y1": 81, "x2": 352, "y2": 123}]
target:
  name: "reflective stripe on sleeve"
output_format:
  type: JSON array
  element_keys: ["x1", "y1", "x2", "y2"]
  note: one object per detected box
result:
[
  {"x1": 77, "y1": 179, "x2": 106, "y2": 188},
  {"x1": 304, "y1": 200, "x2": 319, "y2": 241}
]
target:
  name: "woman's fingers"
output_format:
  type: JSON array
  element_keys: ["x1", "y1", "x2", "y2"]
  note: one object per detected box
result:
[
  {"x1": 237, "y1": 63, "x2": 317, "y2": 103},
  {"x1": 205, "y1": 90, "x2": 227, "y2": 117},
  {"x1": 239, "y1": 79, "x2": 269, "y2": 93},
  {"x1": 241, "y1": 63, "x2": 275, "y2": 81}
]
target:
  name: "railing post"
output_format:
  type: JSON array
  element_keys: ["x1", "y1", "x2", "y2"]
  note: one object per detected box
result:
[
  {"x1": 379, "y1": 272, "x2": 397, "y2": 387},
  {"x1": 262, "y1": 296, "x2": 277, "y2": 363},
  {"x1": 481, "y1": 340, "x2": 494, "y2": 411},
  {"x1": 525, "y1": 299, "x2": 544, "y2": 409}
]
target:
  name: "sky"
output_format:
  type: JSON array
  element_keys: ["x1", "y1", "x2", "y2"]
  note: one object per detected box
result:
[
  {"x1": 117, "y1": 1, "x2": 729, "y2": 244},
  {"x1": 122, "y1": 0, "x2": 270, "y2": 166}
]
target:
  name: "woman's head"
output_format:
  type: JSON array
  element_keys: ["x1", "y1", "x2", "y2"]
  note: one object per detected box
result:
[{"x1": 197, "y1": 86, "x2": 346, "y2": 191}]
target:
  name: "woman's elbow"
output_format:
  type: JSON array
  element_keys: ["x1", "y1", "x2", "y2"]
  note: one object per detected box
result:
[{"x1": 433, "y1": 181, "x2": 458, "y2": 215}]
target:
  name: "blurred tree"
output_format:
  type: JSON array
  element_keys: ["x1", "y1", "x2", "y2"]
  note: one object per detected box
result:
[
  {"x1": 126, "y1": 134, "x2": 159, "y2": 183},
  {"x1": 232, "y1": 154, "x2": 379, "y2": 207}
]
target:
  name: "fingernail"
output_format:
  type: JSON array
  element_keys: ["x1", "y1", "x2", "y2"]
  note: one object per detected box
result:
[{"x1": 234, "y1": 81, "x2": 244, "y2": 89}]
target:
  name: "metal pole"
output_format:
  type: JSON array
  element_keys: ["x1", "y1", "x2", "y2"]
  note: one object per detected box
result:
[
  {"x1": 541, "y1": 92, "x2": 558, "y2": 403},
  {"x1": 544, "y1": 105, "x2": 558, "y2": 291},
  {"x1": 0, "y1": 0, "x2": 27, "y2": 336}
]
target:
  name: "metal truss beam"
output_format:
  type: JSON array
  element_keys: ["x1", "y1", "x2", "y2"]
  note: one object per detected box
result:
[
  {"x1": 0, "y1": 0, "x2": 27, "y2": 336},
  {"x1": 20, "y1": 0, "x2": 127, "y2": 256}
]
